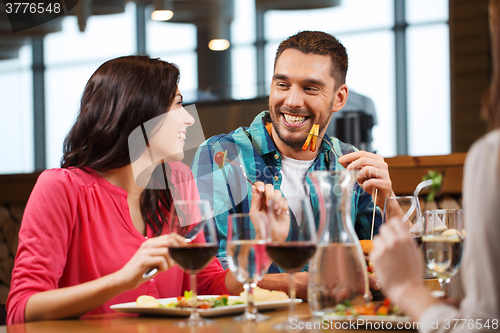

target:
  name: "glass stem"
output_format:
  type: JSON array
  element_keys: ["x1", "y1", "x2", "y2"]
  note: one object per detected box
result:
[
  {"x1": 288, "y1": 271, "x2": 297, "y2": 321},
  {"x1": 189, "y1": 273, "x2": 200, "y2": 321},
  {"x1": 439, "y1": 278, "x2": 451, "y2": 295},
  {"x1": 245, "y1": 281, "x2": 257, "y2": 315}
]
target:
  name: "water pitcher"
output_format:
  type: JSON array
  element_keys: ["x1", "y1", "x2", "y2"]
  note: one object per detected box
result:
[{"x1": 308, "y1": 170, "x2": 369, "y2": 316}]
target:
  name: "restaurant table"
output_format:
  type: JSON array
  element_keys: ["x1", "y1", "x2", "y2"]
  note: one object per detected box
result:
[
  {"x1": 0, "y1": 279, "x2": 443, "y2": 333},
  {"x1": 0, "y1": 301, "x2": 422, "y2": 333}
]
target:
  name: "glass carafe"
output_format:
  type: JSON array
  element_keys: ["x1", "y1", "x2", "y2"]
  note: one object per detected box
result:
[{"x1": 308, "y1": 170, "x2": 369, "y2": 317}]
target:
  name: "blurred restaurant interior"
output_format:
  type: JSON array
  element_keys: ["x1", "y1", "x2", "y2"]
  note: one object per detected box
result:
[{"x1": 0, "y1": 0, "x2": 490, "y2": 307}]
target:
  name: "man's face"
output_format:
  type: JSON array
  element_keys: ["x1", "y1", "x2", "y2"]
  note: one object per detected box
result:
[{"x1": 269, "y1": 49, "x2": 340, "y2": 150}]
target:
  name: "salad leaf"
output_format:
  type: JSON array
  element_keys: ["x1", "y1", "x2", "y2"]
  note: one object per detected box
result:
[
  {"x1": 422, "y1": 170, "x2": 443, "y2": 202},
  {"x1": 184, "y1": 290, "x2": 194, "y2": 300}
]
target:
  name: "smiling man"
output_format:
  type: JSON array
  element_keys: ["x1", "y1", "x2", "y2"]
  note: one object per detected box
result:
[{"x1": 191, "y1": 31, "x2": 394, "y2": 299}]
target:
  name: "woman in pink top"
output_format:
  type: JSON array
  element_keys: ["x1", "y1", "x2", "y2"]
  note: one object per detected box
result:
[{"x1": 6, "y1": 56, "x2": 243, "y2": 324}]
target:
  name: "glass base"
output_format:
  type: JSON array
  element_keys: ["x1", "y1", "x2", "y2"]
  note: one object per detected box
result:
[
  {"x1": 233, "y1": 311, "x2": 270, "y2": 322},
  {"x1": 175, "y1": 311, "x2": 214, "y2": 327},
  {"x1": 174, "y1": 317, "x2": 214, "y2": 327}
]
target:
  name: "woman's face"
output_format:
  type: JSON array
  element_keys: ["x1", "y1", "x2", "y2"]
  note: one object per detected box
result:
[{"x1": 149, "y1": 89, "x2": 195, "y2": 163}]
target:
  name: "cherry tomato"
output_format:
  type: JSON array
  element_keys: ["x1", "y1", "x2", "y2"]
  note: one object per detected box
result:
[
  {"x1": 377, "y1": 306, "x2": 389, "y2": 315},
  {"x1": 214, "y1": 151, "x2": 226, "y2": 167}
]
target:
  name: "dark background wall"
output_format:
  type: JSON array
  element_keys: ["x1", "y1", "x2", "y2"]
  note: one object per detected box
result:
[{"x1": 450, "y1": 0, "x2": 490, "y2": 152}]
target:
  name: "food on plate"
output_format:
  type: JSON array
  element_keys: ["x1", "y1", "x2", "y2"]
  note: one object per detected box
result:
[
  {"x1": 441, "y1": 228, "x2": 466, "y2": 237},
  {"x1": 135, "y1": 291, "x2": 243, "y2": 309},
  {"x1": 330, "y1": 298, "x2": 402, "y2": 317},
  {"x1": 359, "y1": 240, "x2": 376, "y2": 275},
  {"x1": 135, "y1": 287, "x2": 288, "y2": 310},
  {"x1": 359, "y1": 240, "x2": 373, "y2": 256},
  {"x1": 238, "y1": 286, "x2": 289, "y2": 303},
  {"x1": 302, "y1": 124, "x2": 320, "y2": 152},
  {"x1": 136, "y1": 295, "x2": 161, "y2": 308}
]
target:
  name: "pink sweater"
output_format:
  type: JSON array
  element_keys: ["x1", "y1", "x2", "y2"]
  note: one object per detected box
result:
[{"x1": 6, "y1": 163, "x2": 229, "y2": 325}]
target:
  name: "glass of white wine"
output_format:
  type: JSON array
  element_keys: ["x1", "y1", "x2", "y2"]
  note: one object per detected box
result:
[
  {"x1": 423, "y1": 209, "x2": 465, "y2": 294},
  {"x1": 383, "y1": 196, "x2": 424, "y2": 246}
]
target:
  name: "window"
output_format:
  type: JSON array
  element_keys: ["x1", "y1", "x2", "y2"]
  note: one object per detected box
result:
[
  {"x1": 44, "y1": 3, "x2": 136, "y2": 169},
  {"x1": 407, "y1": 23, "x2": 450, "y2": 156},
  {"x1": 147, "y1": 13, "x2": 198, "y2": 102},
  {"x1": 231, "y1": 0, "x2": 257, "y2": 99},
  {"x1": 0, "y1": 45, "x2": 33, "y2": 174}
]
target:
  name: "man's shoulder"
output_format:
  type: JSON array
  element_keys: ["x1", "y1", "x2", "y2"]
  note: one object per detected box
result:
[
  {"x1": 328, "y1": 136, "x2": 359, "y2": 156},
  {"x1": 203, "y1": 127, "x2": 249, "y2": 145}
]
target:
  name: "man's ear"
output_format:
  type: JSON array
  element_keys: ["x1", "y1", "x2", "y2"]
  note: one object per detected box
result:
[{"x1": 332, "y1": 84, "x2": 349, "y2": 112}]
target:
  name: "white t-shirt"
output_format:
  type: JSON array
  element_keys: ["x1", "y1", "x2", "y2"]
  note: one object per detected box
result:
[{"x1": 279, "y1": 154, "x2": 315, "y2": 226}]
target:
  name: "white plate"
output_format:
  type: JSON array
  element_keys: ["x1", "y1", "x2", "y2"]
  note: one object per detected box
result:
[
  {"x1": 111, "y1": 295, "x2": 302, "y2": 318},
  {"x1": 323, "y1": 314, "x2": 411, "y2": 325}
]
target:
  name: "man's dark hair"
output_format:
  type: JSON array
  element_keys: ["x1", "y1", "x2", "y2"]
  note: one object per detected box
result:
[{"x1": 274, "y1": 31, "x2": 348, "y2": 89}]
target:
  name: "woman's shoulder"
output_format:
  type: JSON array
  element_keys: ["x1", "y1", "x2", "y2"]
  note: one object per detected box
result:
[
  {"x1": 168, "y1": 161, "x2": 194, "y2": 181},
  {"x1": 35, "y1": 167, "x2": 99, "y2": 193},
  {"x1": 167, "y1": 162, "x2": 200, "y2": 201},
  {"x1": 467, "y1": 129, "x2": 500, "y2": 164}
]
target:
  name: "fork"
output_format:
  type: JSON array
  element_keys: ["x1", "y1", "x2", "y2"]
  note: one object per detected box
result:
[
  {"x1": 303, "y1": 132, "x2": 342, "y2": 159},
  {"x1": 304, "y1": 132, "x2": 379, "y2": 238}
]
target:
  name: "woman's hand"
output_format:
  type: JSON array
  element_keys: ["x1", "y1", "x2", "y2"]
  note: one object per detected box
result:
[
  {"x1": 250, "y1": 182, "x2": 289, "y2": 241},
  {"x1": 267, "y1": 197, "x2": 290, "y2": 243},
  {"x1": 114, "y1": 233, "x2": 185, "y2": 290},
  {"x1": 338, "y1": 151, "x2": 394, "y2": 209}
]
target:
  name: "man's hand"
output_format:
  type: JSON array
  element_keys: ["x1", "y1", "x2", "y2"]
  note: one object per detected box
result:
[
  {"x1": 258, "y1": 272, "x2": 309, "y2": 300},
  {"x1": 338, "y1": 151, "x2": 394, "y2": 209}
]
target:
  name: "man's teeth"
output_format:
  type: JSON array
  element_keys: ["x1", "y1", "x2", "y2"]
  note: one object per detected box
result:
[
  {"x1": 178, "y1": 133, "x2": 186, "y2": 140},
  {"x1": 283, "y1": 114, "x2": 306, "y2": 124}
]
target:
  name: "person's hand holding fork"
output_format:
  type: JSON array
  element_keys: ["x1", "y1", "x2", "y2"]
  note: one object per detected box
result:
[{"x1": 250, "y1": 182, "x2": 289, "y2": 242}]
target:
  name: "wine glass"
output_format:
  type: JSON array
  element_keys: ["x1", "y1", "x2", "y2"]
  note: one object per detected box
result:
[
  {"x1": 226, "y1": 213, "x2": 270, "y2": 322},
  {"x1": 167, "y1": 200, "x2": 218, "y2": 327},
  {"x1": 423, "y1": 209, "x2": 465, "y2": 294},
  {"x1": 383, "y1": 196, "x2": 424, "y2": 246},
  {"x1": 265, "y1": 197, "x2": 317, "y2": 330}
]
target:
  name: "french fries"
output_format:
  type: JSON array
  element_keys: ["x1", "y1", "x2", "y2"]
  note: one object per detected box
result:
[{"x1": 302, "y1": 124, "x2": 320, "y2": 152}]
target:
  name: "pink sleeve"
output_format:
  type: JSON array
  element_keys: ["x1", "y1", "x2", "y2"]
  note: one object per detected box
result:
[
  {"x1": 196, "y1": 259, "x2": 230, "y2": 295},
  {"x1": 6, "y1": 170, "x2": 77, "y2": 325}
]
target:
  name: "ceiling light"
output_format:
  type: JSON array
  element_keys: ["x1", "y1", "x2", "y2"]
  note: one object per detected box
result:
[
  {"x1": 151, "y1": 10, "x2": 174, "y2": 21},
  {"x1": 208, "y1": 39, "x2": 230, "y2": 51}
]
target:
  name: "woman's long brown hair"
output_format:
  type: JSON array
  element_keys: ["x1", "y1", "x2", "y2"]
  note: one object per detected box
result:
[
  {"x1": 482, "y1": 0, "x2": 500, "y2": 130},
  {"x1": 61, "y1": 56, "x2": 179, "y2": 235}
]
